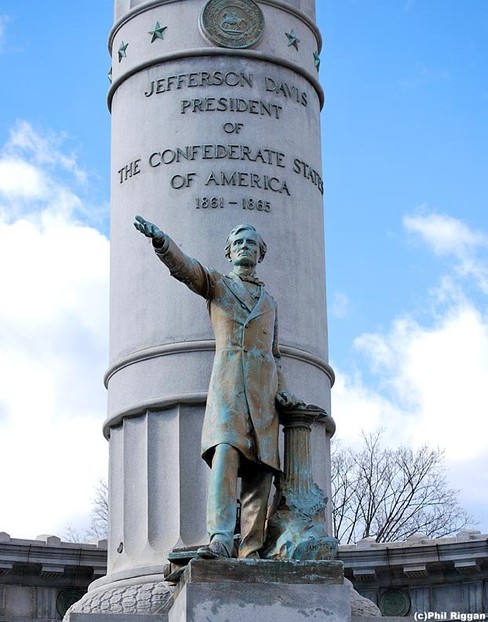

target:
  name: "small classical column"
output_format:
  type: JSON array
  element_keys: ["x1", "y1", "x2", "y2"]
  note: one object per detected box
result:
[
  {"x1": 283, "y1": 408, "x2": 327, "y2": 495},
  {"x1": 262, "y1": 405, "x2": 338, "y2": 561}
]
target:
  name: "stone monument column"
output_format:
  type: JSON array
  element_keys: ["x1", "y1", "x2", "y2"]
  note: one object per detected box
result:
[{"x1": 71, "y1": 0, "x2": 335, "y2": 614}]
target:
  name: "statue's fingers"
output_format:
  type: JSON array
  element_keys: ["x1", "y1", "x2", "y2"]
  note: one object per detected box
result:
[
  {"x1": 276, "y1": 393, "x2": 286, "y2": 406},
  {"x1": 134, "y1": 222, "x2": 153, "y2": 238}
]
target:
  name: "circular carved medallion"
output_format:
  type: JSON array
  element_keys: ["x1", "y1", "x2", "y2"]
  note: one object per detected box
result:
[
  {"x1": 200, "y1": 0, "x2": 265, "y2": 49},
  {"x1": 379, "y1": 589, "x2": 411, "y2": 616}
]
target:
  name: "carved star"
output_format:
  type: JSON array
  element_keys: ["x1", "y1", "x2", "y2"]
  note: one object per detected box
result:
[
  {"x1": 118, "y1": 41, "x2": 128, "y2": 62},
  {"x1": 285, "y1": 29, "x2": 300, "y2": 50},
  {"x1": 108, "y1": 67, "x2": 112, "y2": 83},
  {"x1": 149, "y1": 22, "x2": 167, "y2": 42},
  {"x1": 313, "y1": 51, "x2": 321, "y2": 72}
]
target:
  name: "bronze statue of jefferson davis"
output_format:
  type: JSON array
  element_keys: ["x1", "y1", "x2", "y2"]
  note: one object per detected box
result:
[{"x1": 134, "y1": 216, "x2": 299, "y2": 559}]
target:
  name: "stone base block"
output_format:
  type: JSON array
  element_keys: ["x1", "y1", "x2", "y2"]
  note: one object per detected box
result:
[
  {"x1": 168, "y1": 558, "x2": 351, "y2": 622},
  {"x1": 63, "y1": 559, "x2": 386, "y2": 622}
]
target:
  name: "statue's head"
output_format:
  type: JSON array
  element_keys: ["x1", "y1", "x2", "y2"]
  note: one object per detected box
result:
[{"x1": 224, "y1": 224, "x2": 267, "y2": 266}]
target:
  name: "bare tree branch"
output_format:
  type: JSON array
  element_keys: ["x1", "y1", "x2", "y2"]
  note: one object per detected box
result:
[
  {"x1": 63, "y1": 478, "x2": 108, "y2": 543},
  {"x1": 331, "y1": 431, "x2": 474, "y2": 543},
  {"x1": 87, "y1": 478, "x2": 108, "y2": 540}
]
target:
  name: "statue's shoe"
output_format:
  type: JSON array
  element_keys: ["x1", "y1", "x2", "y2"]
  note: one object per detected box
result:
[{"x1": 197, "y1": 540, "x2": 231, "y2": 559}]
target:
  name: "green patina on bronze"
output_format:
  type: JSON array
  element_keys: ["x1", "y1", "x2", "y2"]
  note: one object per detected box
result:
[
  {"x1": 117, "y1": 41, "x2": 128, "y2": 62},
  {"x1": 313, "y1": 51, "x2": 321, "y2": 71},
  {"x1": 200, "y1": 0, "x2": 265, "y2": 49},
  {"x1": 285, "y1": 29, "x2": 300, "y2": 51},
  {"x1": 149, "y1": 21, "x2": 167, "y2": 43},
  {"x1": 262, "y1": 406, "x2": 338, "y2": 561},
  {"x1": 134, "y1": 216, "x2": 336, "y2": 564},
  {"x1": 134, "y1": 215, "x2": 300, "y2": 560},
  {"x1": 379, "y1": 589, "x2": 411, "y2": 616}
]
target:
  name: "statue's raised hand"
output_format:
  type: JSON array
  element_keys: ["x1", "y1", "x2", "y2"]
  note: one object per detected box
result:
[{"x1": 134, "y1": 215, "x2": 165, "y2": 241}]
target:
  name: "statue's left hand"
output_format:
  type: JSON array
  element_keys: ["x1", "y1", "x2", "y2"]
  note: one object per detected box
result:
[{"x1": 276, "y1": 391, "x2": 304, "y2": 411}]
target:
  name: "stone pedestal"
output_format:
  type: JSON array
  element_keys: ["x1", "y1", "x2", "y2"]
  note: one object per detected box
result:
[{"x1": 168, "y1": 558, "x2": 351, "y2": 622}]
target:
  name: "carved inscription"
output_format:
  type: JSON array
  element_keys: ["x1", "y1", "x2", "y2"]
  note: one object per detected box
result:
[
  {"x1": 144, "y1": 70, "x2": 308, "y2": 111},
  {"x1": 119, "y1": 144, "x2": 323, "y2": 197},
  {"x1": 242, "y1": 198, "x2": 271, "y2": 212},
  {"x1": 265, "y1": 77, "x2": 307, "y2": 106},
  {"x1": 149, "y1": 145, "x2": 285, "y2": 168},
  {"x1": 293, "y1": 159, "x2": 324, "y2": 194},
  {"x1": 145, "y1": 143, "x2": 321, "y2": 195},
  {"x1": 115, "y1": 69, "x2": 322, "y2": 208},
  {"x1": 118, "y1": 158, "x2": 141, "y2": 184},
  {"x1": 144, "y1": 70, "x2": 254, "y2": 96},
  {"x1": 170, "y1": 173, "x2": 196, "y2": 189},
  {"x1": 205, "y1": 171, "x2": 290, "y2": 195},
  {"x1": 194, "y1": 197, "x2": 270, "y2": 212},
  {"x1": 223, "y1": 122, "x2": 244, "y2": 134},
  {"x1": 196, "y1": 197, "x2": 224, "y2": 209},
  {"x1": 180, "y1": 98, "x2": 282, "y2": 119}
]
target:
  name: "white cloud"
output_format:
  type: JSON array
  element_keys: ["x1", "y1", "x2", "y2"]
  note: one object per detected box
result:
[
  {"x1": 404, "y1": 212, "x2": 487, "y2": 255},
  {"x1": 0, "y1": 157, "x2": 48, "y2": 200},
  {"x1": 0, "y1": 123, "x2": 109, "y2": 539},
  {"x1": 352, "y1": 302, "x2": 488, "y2": 461},
  {"x1": 330, "y1": 368, "x2": 406, "y2": 450},
  {"x1": 6, "y1": 120, "x2": 87, "y2": 184},
  {"x1": 332, "y1": 210, "x2": 488, "y2": 529},
  {"x1": 404, "y1": 211, "x2": 488, "y2": 293},
  {"x1": 330, "y1": 291, "x2": 350, "y2": 319}
]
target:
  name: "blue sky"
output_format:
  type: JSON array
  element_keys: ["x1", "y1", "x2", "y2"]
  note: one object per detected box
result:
[
  {"x1": 322, "y1": 1, "x2": 487, "y2": 352},
  {"x1": 0, "y1": 1, "x2": 486, "y2": 540}
]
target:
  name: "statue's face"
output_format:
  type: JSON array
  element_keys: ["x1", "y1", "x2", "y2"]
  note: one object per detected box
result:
[{"x1": 228, "y1": 229, "x2": 260, "y2": 268}]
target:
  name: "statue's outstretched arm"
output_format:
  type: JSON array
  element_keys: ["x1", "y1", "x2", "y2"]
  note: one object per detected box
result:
[{"x1": 134, "y1": 214, "x2": 211, "y2": 298}]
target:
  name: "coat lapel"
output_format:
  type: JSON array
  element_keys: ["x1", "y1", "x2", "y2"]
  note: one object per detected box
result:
[
  {"x1": 247, "y1": 287, "x2": 271, "y2": 323},
  {"x1": 223, "y1": 273, "x2": 272, "y2": 322},
  {"x1": 223, "y1": 274, "x2": 255, "y2": 312}
]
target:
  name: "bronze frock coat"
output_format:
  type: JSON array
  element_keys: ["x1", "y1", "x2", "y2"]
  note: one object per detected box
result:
[{"x1": 154, "y1": 236, "x2": 284, "y2": 473}]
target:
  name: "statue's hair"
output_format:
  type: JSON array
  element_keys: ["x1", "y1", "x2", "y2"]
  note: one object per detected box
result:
[{"x1": 224, "y1": 224, "x2": 267, "y2": 263}]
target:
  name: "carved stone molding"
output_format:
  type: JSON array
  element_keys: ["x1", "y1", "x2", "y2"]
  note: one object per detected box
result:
[{"x1": 64, "y1": 576, "x2": 173, "y2": 619}]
